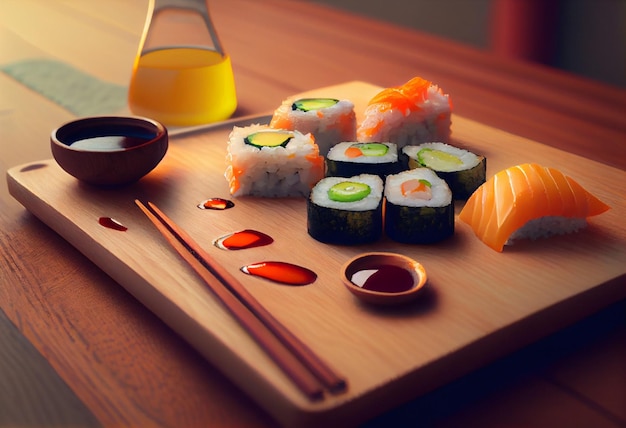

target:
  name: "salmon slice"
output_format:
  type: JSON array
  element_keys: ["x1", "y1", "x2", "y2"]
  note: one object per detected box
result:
[
  {"x1": 357, "y1": 76, "x2": 452, "y2": 145},
  {"x1": 458, "y1": 163, "x2": 610, "y2": 252},
  {"x1": 365, "y1": 77, "x2": 443, "y2": 113}
]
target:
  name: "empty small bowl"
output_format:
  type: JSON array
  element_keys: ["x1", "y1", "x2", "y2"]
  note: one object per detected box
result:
[
  {"x1": 51, "y1": 116, "x2": 168, "y2": 186},
  {"x1": 341, "y1": 252, "x2": 427, "y2": 305}
]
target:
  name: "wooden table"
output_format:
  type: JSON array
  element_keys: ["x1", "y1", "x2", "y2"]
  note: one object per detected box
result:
[{"x1": 1, "y1": 1, "x2": 624, "y2": 427}]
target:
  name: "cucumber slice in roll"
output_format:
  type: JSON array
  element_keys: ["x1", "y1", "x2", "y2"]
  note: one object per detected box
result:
[
  {"x1": 353, "y1": 143, "x2": 389, "y2": 157},
  {"x1": 417, "y1": 148, "x2": 463, "y2": 171},
  {"x1": 244, "y1": 131, "x2": 294, "y2": 148},
  {"x1": 328, "y1": 181, "x2": 371, "y2": 202},
  {"x1": 292, "y1": 98, "x2": 339, "y2": 112}
]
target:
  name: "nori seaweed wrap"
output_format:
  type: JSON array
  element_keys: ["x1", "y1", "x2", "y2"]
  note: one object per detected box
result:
[
  {"x1": 384, "y1": 169, "x2": 454, "y2": 244},
  {"x1": 402, "y1": 142, "x2": 486, "y2": 200},
  {"x1": 307, "y1": 174, "x2": 383, "y2": 245},
  {"x1": 326, "y1": 142, "x2": 402, "y2": 179}
]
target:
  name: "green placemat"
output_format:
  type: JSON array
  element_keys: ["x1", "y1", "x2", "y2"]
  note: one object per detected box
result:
[{"x1": 1, "y1": 58, "x2": 128, "y2": 116}]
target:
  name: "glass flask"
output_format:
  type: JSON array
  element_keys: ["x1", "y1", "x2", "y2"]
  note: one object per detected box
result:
[{"x1": 128, "y1": 0, "x2": 237, "y2": 126}]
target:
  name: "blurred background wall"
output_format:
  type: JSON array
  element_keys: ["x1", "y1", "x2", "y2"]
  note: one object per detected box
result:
[{"x1": 306, "y1": 0, "x2": 626, "y2": 89}]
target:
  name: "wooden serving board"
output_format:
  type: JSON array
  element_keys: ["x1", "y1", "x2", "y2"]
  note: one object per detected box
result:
[{"x1": 7, "y1": 82, "x2": 626, "y2": 428}]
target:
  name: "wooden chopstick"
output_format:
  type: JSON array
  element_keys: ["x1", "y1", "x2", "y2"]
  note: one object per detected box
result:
[{"x1": 135, "y1": 200, "x2": 347, "y2": 400}]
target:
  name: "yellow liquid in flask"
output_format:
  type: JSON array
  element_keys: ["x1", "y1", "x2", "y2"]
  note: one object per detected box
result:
[{"x1": 128, "y1": 48, "x2": 237, "y2": 126}]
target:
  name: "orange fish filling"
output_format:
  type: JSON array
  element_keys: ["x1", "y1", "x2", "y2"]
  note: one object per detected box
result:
[
  {"x1": 344, "y1": 146, "x2": 363, "y2": 158},
  {"x1": 401, "y1": 178, "x2": 432, "y2": 200},
  {"x1": 367, "y1": 77, "x2": 432, "y2": 113}
]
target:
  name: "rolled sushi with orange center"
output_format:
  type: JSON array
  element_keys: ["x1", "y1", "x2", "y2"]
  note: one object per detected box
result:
[
  {"x1": 384, "y1": 168, "x2": 454, "y2": 244},
  {"x1": 458, "y1": 163, "x2": 611, "y2": 252},
  {"x1": 326, "y1": 141, "x2": 402, "y2": 180},
  {"x1": 402, "y1": 142, "x2": 486, "y2": 199},
  {"x1": 357, "y1": 77, "x2": 452, "y2": 149}
]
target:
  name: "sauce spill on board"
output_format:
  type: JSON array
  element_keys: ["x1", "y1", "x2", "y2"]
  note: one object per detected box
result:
[
  {"x1": 350, "y1": 264, "x2": 414, "y2": 293},
  {"x1": 98, "y1": 217, "x2": 128, "y2": 231},
  {"x1": 214, "y1": 229, "x2": 273, "y2": 250},
  {"x1": 241, "y1": 261, "x2": 317, "y2": 286},
  {"x1": 197, "y1": 198, "x2": 234, "y2": 210}
]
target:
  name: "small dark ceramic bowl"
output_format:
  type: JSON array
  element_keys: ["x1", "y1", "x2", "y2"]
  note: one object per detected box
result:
[
  {"x1": 51, "y1": 116, "x2": 168, "y2": 186},
  {"x1": 341, "y1": 252, "x2": 428, "y2": 305}
]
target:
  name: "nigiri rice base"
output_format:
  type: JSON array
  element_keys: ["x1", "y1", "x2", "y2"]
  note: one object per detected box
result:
[{"x1": 506, "y1": 216, "x2": 587, "y2": 245}]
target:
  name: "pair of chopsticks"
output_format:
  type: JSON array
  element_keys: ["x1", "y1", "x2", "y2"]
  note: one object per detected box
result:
[{"x1": 135, "y1": 200, "x2": 347, "y2": 400}]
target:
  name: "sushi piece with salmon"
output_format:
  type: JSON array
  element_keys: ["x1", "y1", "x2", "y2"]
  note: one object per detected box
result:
[
  {"x1": 357, "y1": 77, "x2": 452, "y2": 149},
  {"x1": 458, "y1": 163, "x2": 611, "y2": 252},
  {"x1": 269, "y1": 97, "x2": 357, "y2": 156},
  {"x1": 402, "y1": 142, "x2": 486, "y2": 200},
  {"x1": 326, "y1": 142, "x2": 403, "y2": 179},
  {"x1": 385, "y1": 168, "x2": 454, "y2": 244}
]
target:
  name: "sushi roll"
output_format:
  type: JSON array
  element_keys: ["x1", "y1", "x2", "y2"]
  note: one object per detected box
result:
[
  {"x1": 384, "y1": 169, "x2": 454, "y2": 244},
  {"x1": 307, "y1": 174, "x2": 383, "y2": 245},
  {"x1": 326, "y1": 142, "x2": 403, "y2": 179},
  {"x1": 224, "y1": 124, "x2": 324, "y2": 197},
  {"x1": 459, "y1": 163, "x2": 611, "y2": 252},
  {"x1": 402, "y1": 142, "x2": 486, "y2": 199},
  {"x1": 357, "y1": 77, "x2": 452, "y2": 150},
  {"x1": 269, "y1": 97, "x2": 357, "y2": 156}
]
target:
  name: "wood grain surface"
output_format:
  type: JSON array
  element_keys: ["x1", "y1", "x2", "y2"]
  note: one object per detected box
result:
[
  {"x1": 2, "y1": 1, "x2": 625, "y2": 427},
  {"x1": 8, "y1": 82, "x2": 626, "y2": 427}
]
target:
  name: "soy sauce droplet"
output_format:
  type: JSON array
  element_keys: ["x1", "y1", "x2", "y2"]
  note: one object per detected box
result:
[
  {"x1": 241, "y1": 261, "x2": 317, "y2": 286},
  {"x1": 198, "y1": 198, "x2": 234, "y2": 210},
  {"x1": 98, "y1": 217, "x2": 128, "y2": 231},
  {"x1": 214, "y1": 229, "x2": 273, "y2": 250}
]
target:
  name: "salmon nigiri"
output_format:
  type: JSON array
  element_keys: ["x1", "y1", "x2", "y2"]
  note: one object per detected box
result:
[
  {"x1": 357, "y1": 76, "x2": 452, "y2": 149},
  {"x1": 458, "y1": 163, "x2": 610, "y2": 252}
]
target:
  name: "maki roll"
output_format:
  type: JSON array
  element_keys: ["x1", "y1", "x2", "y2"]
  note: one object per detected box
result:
[
  {"x1": 384, "y1": 169, "x2": 454, "y2": 244},
  {"x1": 326, "y1": 142, "x2": 403, "y2": 179},
  {"x1": 224, "y1": 124, "x2": 324, "y2": 197},
  {"x1": 270, "y1": 97, "x2": 357, "y2": 156},
  {"x1": 357, "y1": 77, "x2": 452, "y2": 150},
  {"x1": 308, "y1": 174, "x2": 383, "y2": 245},
  {"x1": 402, "y1": 142, "x2": 486, "y2": 199}
]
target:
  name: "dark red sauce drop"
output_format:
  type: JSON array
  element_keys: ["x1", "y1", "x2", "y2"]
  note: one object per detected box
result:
[
  {"x1": 197, "y1": 198, "x2": 234, "y2": 210},
  {"x1": 98, "y1": 216, "x2": 128, "y2": 231},
  {"x1": 350, "y1": 264, "x2": 414, "y2": 293},
  {"x1": 241, "y1": 261, "x2": 317, "y2": 286},
  {"x1": 214, "y1": 229, "x2": 273, "y2": 250}
]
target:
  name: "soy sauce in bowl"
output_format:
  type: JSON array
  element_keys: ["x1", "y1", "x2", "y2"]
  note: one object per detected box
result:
[
  {"x1": 341, "y1": 252, "x2": 427, "y2": 305},
  {"x1": 51, "y1": 116, "x2": 168, "y2": 186}
]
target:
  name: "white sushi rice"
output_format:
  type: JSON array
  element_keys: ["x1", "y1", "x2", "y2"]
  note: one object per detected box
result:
[
  {"x1": 403, "y1": 142, "x2": 480, "y2": 172},
  {"x1": 506, "y1": 216, "x2": 587, "y2": 245},
  {"x1": 327, "y1": 141, "x2": 398, "y2": 164},
  {"x1": 357, "y1": 86, "x2": 451, "y2": 148},
  {"x1": 310, "y1": 174, "x2": 383, "y2": 211},
  {"x1": 225, "y1": 124, "x2": 323, "y2": 197},
  {"x1": 271, "y1": 98, "x2": 356, "y2": 156},
  {"x1": 384, "y1": 168, "x2": 452, "y2": 207}
]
